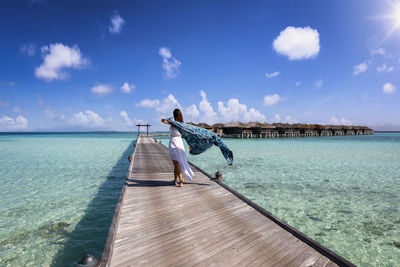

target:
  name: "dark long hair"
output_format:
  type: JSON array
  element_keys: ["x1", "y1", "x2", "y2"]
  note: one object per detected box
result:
[{"x1": 173, "y1": 109, "x2": 184, "y2": 122}]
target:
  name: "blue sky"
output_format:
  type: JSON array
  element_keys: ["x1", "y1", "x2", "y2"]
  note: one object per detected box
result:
[{"x1": 1, "y1": 0, "x2": 400, "y2": 131}]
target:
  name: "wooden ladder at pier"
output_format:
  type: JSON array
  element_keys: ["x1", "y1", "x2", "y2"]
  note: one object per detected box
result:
[{"x1": 100, "y1": 136, "x2": 353, "y2": 266}]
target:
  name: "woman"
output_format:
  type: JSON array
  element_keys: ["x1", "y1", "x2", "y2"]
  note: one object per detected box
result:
[{"x1": 161, "y1": 109, "x2": 194, "y2": 187}]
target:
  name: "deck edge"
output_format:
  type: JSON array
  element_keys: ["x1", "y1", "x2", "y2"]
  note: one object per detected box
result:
[
  {"x1": 98, "y1": 137, "x2": 138, "y2": 267},
  {"x1": 187, "y1": 159, "x2": 356, "y2": 267}
]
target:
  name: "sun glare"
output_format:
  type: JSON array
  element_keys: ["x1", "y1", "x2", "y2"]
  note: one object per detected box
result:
[{"x1": 373, "y1": 1, "x2": 400, "y2": 40}]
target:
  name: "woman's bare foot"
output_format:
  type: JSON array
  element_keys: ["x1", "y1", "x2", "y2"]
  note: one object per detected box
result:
[
  {"x1": 179, "y1": 182, "x2": 183, "y2": 187},
  {"x1": 174, "y1": 179, "x2": 178, "y2": 186}
]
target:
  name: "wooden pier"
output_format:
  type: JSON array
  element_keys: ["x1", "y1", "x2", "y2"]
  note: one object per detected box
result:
[{"x1": 100, "y1": 136, "x2": 354, "y2": 266}]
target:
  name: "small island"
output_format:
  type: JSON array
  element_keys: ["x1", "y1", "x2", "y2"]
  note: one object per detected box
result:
[{"x1": 187, "y1": 122, "x2": 374, "y2": 138}]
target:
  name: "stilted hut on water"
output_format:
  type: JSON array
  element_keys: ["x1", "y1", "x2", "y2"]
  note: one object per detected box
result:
[{"x1": 185, "y1": 121, "x2": 373, "y2": 138}]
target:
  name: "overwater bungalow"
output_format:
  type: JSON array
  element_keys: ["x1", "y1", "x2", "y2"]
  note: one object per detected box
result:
[
  {"x1": 187, "y1": 121, "x2": 373, "y2": 138},
  {"x1": 211, "y1": 123, "x2": 224, "y2": 135}
]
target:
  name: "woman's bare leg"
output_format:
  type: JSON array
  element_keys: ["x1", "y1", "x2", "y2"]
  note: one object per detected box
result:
[
  {"x1": 172, "y1": 160, "x2": 178, "y2": 185},
  {"x1": 172, "y1": 160, "x2": 184, "y2": 187}
]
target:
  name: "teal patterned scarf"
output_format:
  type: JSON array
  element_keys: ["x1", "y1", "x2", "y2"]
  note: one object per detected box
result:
[{"x1": 166, "y1": 118, "x2": 233, "y2": 165}]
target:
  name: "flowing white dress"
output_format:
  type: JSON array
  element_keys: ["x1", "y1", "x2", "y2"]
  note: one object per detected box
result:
[{"x1": 168, "y1": 125, "x2": 194, "y2": 181}]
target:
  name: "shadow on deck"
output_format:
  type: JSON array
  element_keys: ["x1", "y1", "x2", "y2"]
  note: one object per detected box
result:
[
  {"x1": 51, "y1": 140, "x2": 135, "y2": 267},
  {"x1": 127, "y1": 179, "x2": 210, "y2": 187}
]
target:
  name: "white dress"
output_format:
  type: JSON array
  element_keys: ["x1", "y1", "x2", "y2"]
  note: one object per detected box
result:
[{"x1": 168, "y1": 126, "x2": 194, "y2": 181}]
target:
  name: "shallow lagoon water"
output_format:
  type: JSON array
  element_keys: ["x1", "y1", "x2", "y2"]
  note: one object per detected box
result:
[
  {"x1": 175, "y1": 133, "x2": 400, "y2": 266},
  {"x1": 0, "y1": 133, "x2": 136, "y2": 266},
  {"x1": 1, "y1": 132, "x2": 399, "y2": 266}
]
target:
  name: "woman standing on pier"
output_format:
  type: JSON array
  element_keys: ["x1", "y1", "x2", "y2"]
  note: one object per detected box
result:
[{"x1": 161, "y1": 109, "x2": 194, "y2": 187}]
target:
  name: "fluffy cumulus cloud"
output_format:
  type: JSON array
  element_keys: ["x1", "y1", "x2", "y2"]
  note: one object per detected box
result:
[
  {"x1": 20, "y1": 43, "x2": 35, "y2": 56},
  {"x1": 382, "y1": 82, "x2": 396, "y2": 94},
  {"x1": 216, "y1": 98, "x2": 265, "y2": 123},
  {"x1": 265, "y1": 71, "x2": 280, "y2": 79},
  {"x1": 69, "y1": 110, "x2": 105, "y2": 128},
  {"x1": 120, "y1": 110, "x2": 133, "y2": 126},
  {"x1": 353, "y1": 62, "x2": 368, "y2": 75},
  {"x1": 136, "y1": 94, "x2": 180, "y2": 115},
  {"x1": 159, "y1": 47, "x2": 181, "y2": 79},
  {"x1": 91, "y1": 84, "x2": 114, "y2": 94},
  {"x1": 329, "y1": 116, "x2": 352, "y2": 125},
  {"x1": 0, "y1": 115, "x2": 28, "y2": 131},
  {"x1": 35, "y1": 43, "x2": 89, "y2": 81},
  {"x1": 243, "y1": 108, "x2": 266, "y2": 122},
  {"x1": 185, "y1": 104, "x2": 200, "y2": 122},
  {"x1": 264, "y1": 94, "x2": 281, "y2": 106},
  {"x1": 217, "y1": 99, "x2": 266, "y2": 122},
  {"x1": 273, "y1": 26, "x2": 320, "y2": 60},
  {"x1": 109, "y1": 12, "x2": 125, "y2": 34},
  {"x1": 199, "y1": 90, "x2": 217, "y2": 123},
  {"x1": 137, "y1": 90, "x2": 266, "y2": 124},
  {"x1": 272, "y1": 114, "x2": 296, "y2": 123},
  {"x1": 120, "y1": 82, "x2": 135, "y2": 93},
  {"x1": 273, "y1": 114, "x2": 281, "y2": 123}
]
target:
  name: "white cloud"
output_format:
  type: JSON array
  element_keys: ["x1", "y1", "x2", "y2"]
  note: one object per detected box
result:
[
  {"x1": 273, "y1": 114, "x2": 281, "y2": 123},
  {"x1": 265, "y1": 71, "x2": 280, "y2": 79},
  {"x1": 376, "y1": 64, "x2": 394, "y2": 73},
  {"x1": 264, "y1": 94, "x2": 281, "y2": 106},
  {"x1": 120, "y1": 110, "x2": 133, "y2": 126},
  {"x1": 243, "y1": 108, "x2": 266, "y2": 122},
  {"x1": 217, "y1": 98, "x2": 266, "y2": 123},
  {"x1": 382, "y1": 82, "x2": 396, "y2": 94},
  {"x1": 353, "y1": 62, "x2": 368, "y2": 75},
  {"x1": 314, "y1": 79, "x2": 323, "y2": 90},
  {"x1": 218, "y1": 99, "x2": 247, "y2": 122},
  {"x1": 283, "y1": 115, "x2": 296, "y2": 124},
  {"x1": 199, "y1": 90, "x2": 217, "y2": 123},
  {"x1": 109, "y1": 12, "x2": 125, "y2": 34},
  {"x1": 35, "y1": 43, "x2": 89, "y2": 81},
  {"x1": 137, "y1": 90, "x2": 266, "y2": 124},
  {"x1": 0, "y1": 115, "x2": 28, "y2": 131},
  {"x1": 273, "y1": 26, "x2": 320, "y2": 60},
  {"x1": 69, "y1": 110, "x2": 105, "y2": 128},
  {"x1": 185, "y1": 104, "x2": 200, "y2": 122},
  {"x1": 120, "y1": 82, "x2": 135, "y2": 93},
  {"x1": 136, "y1": 94, "x2": 180, "y2": 115},
  {"x1": 20, "y1": 43, "x2": 35, "y2": 56},
  {"x1": 295, "y1": 81, "x2": 301, "y2": 86},
  {"x1": 91, "y1": 84, "x2": 114, "y2": 94},
  {"x1": 159, "y1": 47, "x2": 181, "y2": 79},
  {"x1": 329, "y1": 116, "x2": 351, "y2": 125},
  {"x1": 137, "y1": 99, "x2": 160, "y2": 108}
]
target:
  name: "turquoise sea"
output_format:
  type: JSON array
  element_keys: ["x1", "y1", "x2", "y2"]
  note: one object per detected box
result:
[
  {"x1": 0, "y1": 133, "x2": 136, "y2": 266},
  {"x1": 1, "y1": 132, "x2": 399, "y2": 266}
]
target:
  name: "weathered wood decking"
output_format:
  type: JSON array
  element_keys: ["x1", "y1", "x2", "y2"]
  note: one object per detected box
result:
[{"x1": 100, "y1": 136, "x2": 353, "y2": 266}]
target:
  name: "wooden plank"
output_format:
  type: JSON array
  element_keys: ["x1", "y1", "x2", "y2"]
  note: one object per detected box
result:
[{"x1": 100, "y1": 136, "x2": 353, "y2": 267}]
